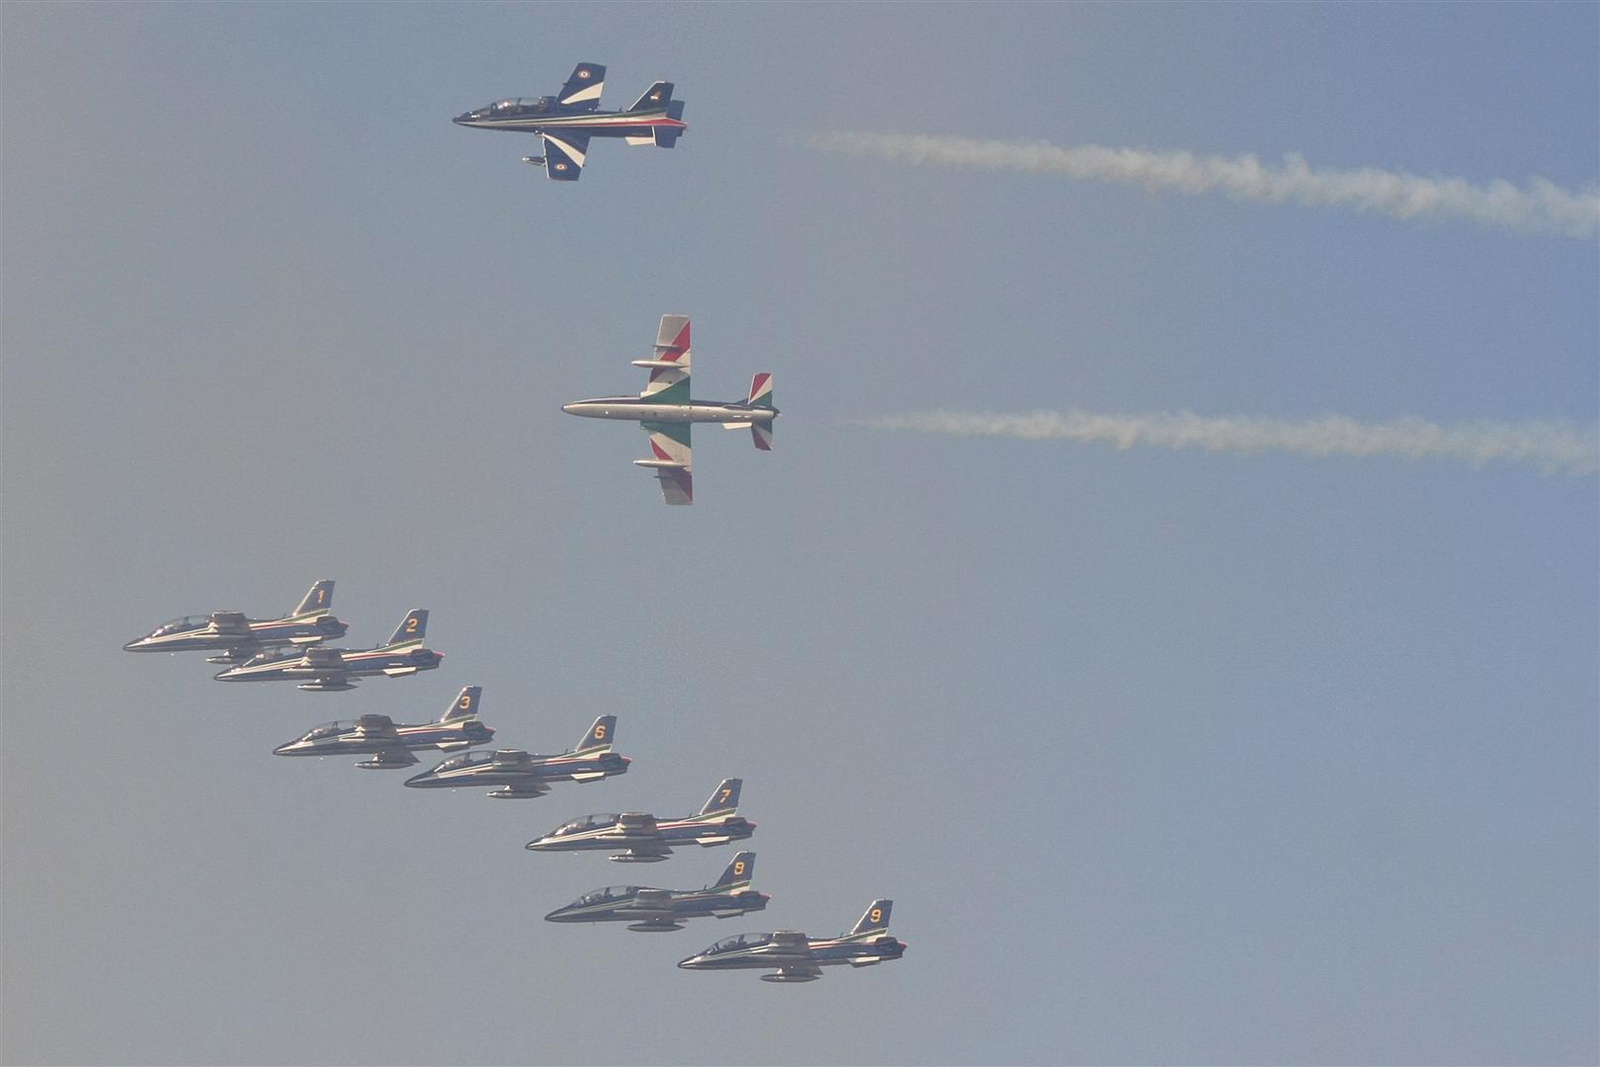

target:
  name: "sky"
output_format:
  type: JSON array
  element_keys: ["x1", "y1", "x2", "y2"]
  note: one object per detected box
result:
[{"x1": 2, "y1": 4, "x2": 1596, "y2": 1065}]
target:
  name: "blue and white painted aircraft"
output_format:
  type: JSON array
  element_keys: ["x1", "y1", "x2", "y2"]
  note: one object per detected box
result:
[
  {"x1": 123, "y1": 579, "x2": 345, "y2": 663},
  {"x1": 453, "y1": 62, "x2": 685, "y2": 181},
  {"x1": 545, "y1": 851, "x2": 769, "y2": 932},
  {"x1": 526, "y1": 777, "x2": 754, "y2": 862},
  {"x1": 212, "y1": 609, "x2": 441, "y2": 691},
  {"x1": 403, "y1": 716, "x2": 628, "y2": 799},
  {"x1": 563, "y1": 315, "x2": 776, "y2": 505},
  {"x1": 677, "y1": 900, "x2": 905, "y2": 983},
  {"x1": 272, "y1": 686, "x2": 495, "y2": 768}
]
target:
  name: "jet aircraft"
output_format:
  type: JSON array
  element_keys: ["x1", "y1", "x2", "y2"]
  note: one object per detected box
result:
[
  {"x1": 403, "y1": 716, "x2": 628, "y2": 798},
  {"x1": 526, "y1": 777, "x2": 753, "y2": 861},
  {"x1": 272, "y1": 686, "x2": 495, "y2": 768},
  {"x1": 213, "y1": 609, "x2": 441, "y2": 691},
  {"x1": 453, "y1": 62, "x2": 685, "y2": 181},
  {"x1": 123, "y1": 579, "x2": 345, "y2": 663},
  {"x1": 562, "y1": 315, "x2": 776, "y2": 504},
  {"x1": 545, "y1": 851, "x2": 769, "y2": 932},
  {"x1": 677, "y1": 899, "x2": 905, "y2": 983}
]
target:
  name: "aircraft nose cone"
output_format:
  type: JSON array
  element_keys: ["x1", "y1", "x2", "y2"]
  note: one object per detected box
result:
[
  {"x1": 453, "y1": 113, "x2": 469, "y2": 124},
  {"x1": 214, "y1": 667, "x2": 241, "y2": 681},
  {"x1": 403, "y1": 770, "x2": 433, "y2": 788},
  {"x1": 122, "y1": 638, "x2": 144, "y2": 651},
  {"x1": 543, "y1": 908, "x2": 573, "y2": 923},
  {"x1": 525, "y1": 838, "x2": 548, "y2": 851},
  {"x1": 272, "y1": 742, "x2": 294, "y2": 756},
  {"x1": 561, "y1": 403, "x2": 577, "y2": 415}
]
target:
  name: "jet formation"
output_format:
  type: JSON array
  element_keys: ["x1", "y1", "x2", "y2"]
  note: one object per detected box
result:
[
  {"x1": 404, "y1": 716, "x2": 628, "y2": 798},
  {"x1": 545, "y1": 850, "x2": 769, "y2": 932},
  {"x1": 563, "y1": 314, "x2": 777, "y2": 504},
  {"x1": 527, "y1": 777, "x2": 754, "y2": 861},
  {"x1": 128, "y1": 64, "x2": 903, "y2": 988},
  {"x1": 454, "y1": 63, "x2": 685, "y2": 182}
]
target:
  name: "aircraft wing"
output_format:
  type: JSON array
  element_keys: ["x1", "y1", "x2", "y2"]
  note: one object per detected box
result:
[
  {"x1": 639, "y1": 422, "x2": 692, "y2": 506},
  {"x1": 624, "y1": 888, "x2": 677, "y2": 920},
  {"x1": 539, "y1": 132, "x2": 590, "y2": 181},
  {"x1": 359, "y1": 747, "x2": 419, "y2": 768},
  {"x1": 211, "y1": 611, "x2": 250, "y2": 636},
  {"x1": 616, "y1": 812, "x2": 660, "y2": 838},
  {"x1": 353, "y1": 715, "x2": 400, "y2": 742}
]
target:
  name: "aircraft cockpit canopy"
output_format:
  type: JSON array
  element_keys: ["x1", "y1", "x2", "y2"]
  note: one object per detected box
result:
[
  {"x1": 303, "y1": 721, "x2": 356, "y2": 741},
  {"x1": 574, "y1": 886, "x2": 639, "y2": 907},
  {"x1": 708, "y1": 933, "x2": 773, "y2": 954},
  {"x1": 435, "y1": 751, "x2": 495, "y2": 773},
  {"x1": 554, "y1": 813, "x2": 620, "y2": 836},
  {"x1": 152, "y1": 615, "x2": 211, "y2": 636}
]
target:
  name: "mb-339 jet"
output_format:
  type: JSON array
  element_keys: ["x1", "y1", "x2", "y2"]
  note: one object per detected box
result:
[
  {"x1": 545, "y1": 851, "x2": 769, "y2": 932},
  {"x1": 526, "y1": 777, "x2": 754, "y2": 862},
  {"x1": 403, "y1": 716, "x2": 628, "y2": 798},
  {"x1": 453, "y1": 62, "x2": 685, "y2": 182},
  {"x1": 213, "y1": 609, "x2": 441, "y2": 691},
  {"x1": 563, "y1": 315, "x2": 776, "y2": 504},
  {"x1": 677, "y1": 900, "x2": 905, "y2": 983},
  {"x1": 272, "y1": 686, "x2": 495, "y2": 768},
  {"x1": 124, "y1": 579, "x2": 345, "y2": 663}
]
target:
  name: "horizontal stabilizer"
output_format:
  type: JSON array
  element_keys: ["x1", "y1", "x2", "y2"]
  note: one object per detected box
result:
[
  {"x1": 721, "y1": 421, "x2": 753, "y2": 430},
  {"x1": 570, "y1": 771, "x2": 609, "y2": 782},
  {"x1": 382, "y1": 666, "x2": 419, "y2": 677},
  {"x1": 624, "y1": 134, "x2": 654, "y2": 146}
]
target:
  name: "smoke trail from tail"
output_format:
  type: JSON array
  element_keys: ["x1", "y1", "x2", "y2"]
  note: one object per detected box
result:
[
  {"x1": 809, "y1": 132, "x2": 1600, "y2": 239},
  {"x1": 870, "y1": 410, "x2": 1600, "y2": 476}
]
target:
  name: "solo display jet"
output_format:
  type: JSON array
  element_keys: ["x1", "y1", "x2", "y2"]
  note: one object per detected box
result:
[
  {"x1": 545, "y1": 851, "x2": 769, "y2": 932},
  {"x1": 213, "y1": 609, "x2": 440, "y2": 691},
  {"x1": 677, "y1": 900, "x2": 905, "y2": 984},
  {"x1": 526, "y1": 777, "x2": 753, "y2": 862},
  {"x1": 403, "y1": 716, "x2": 628, "y2": 798},
  {"x1": 272, "y1": 686, "x2": 495, "y2": 768},
  {"x1": 453, "y1": 62, "x2": 685, "y2": 182},
  {"x1": 563, "y1": 315, "x2": 776, "y2": 505},
  {"x1": 123, "y1": 579, "x2": 345, "y2": 663}
]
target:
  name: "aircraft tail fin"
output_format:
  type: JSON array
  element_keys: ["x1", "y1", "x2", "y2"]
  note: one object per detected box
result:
[
  {"x1": 700, "y1": 778, "x2": 742, "y2": 816},
  {"x1": 439, "y1": 686, "x2": 482, "y2": 723},
  {"x1": 746, "y1": 373, "x2": 774, "y2": 409},
  {"x1": 713, "y1": 851, "x2": 755, "y2": 889},
  {"x1": 575, "y1": 715, "x2": 616, "y2": 754},
  {"x1": 385, "y1": 609, "x2": 428, "y2": 649},
  {"x1": 558, "y1": 63, "x2": 605, "y2": 108},
  {"x1": 849, "y1": 899, "x2": 893, "y2": 937},
  {"x1": 294, "y1": 579, "x2": 335, "y2": 617},
  {"x1": 626, "y1": 81, "x2": 673, "y2": 112}
]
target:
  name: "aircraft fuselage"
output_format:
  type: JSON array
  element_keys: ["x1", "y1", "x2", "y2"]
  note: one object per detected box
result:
[{"x1": 562, "y1": 397, "x2": 779, "y2": 424}]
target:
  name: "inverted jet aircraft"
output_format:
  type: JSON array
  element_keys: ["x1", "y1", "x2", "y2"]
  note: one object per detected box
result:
[
  {"x1": 453, "y1": 62, "x2": 686, "y2": 181},
  {"x1": 272, "y1": 686, "x2": 495, "y2": 768},
  {"x1": 545, "y1": 851, "x2": 769, "y2": 932},
  {"x1": 563, "y1": 315, "x2": 776, "y2": 504},
  {"x1": 526, "y1": 777, "x2": 754, "y2": 861},
  {"x1": 677, "y1": 899, "x2": 905, "y2": 983},
  {"x1": 124, "y1": 579, "x2": 346, "y2": 663},
  {"x1": 213, "y1": 609, "x2": 441, "y2": 691},
  {"x1": 403, "y1": 716, "x2": 628, "y2": 798}
]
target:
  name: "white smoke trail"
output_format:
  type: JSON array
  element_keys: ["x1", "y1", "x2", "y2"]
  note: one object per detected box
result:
[
  {"x1": 871, "y1": 410, "x2": 1600, "y2": 476},
  {"x1": 809, "y1": 132, "x2": 1600, "y2": 240}
]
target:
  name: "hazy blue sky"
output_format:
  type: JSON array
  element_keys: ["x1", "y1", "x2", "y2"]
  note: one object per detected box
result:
[{"x1": 3, "y1": 4, "x2": 1595, "y2": 1065}]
